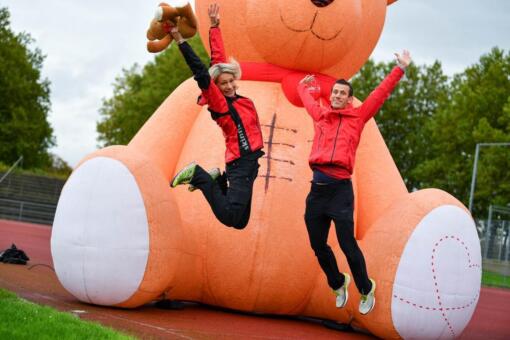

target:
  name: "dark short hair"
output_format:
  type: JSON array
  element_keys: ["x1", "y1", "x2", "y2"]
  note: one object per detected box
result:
[{"x1": 334, "y1": 79, "x2": 353, "y2": 97}]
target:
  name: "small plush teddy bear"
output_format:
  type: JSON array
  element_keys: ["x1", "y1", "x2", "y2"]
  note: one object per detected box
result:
[{"x1": 146, "y1": 2, "x2": 197, "y2": 53}]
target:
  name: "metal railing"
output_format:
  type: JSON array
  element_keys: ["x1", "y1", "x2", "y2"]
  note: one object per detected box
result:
[
  {"x1": 0, "y1": 173, "x2": 63, "y2": 204},
  {"x1": 0, "y1": 156, "x2": 23, "y2": 185},
  {"x1": 0, "y1": 198, "x2": 56, "y2": 225}
]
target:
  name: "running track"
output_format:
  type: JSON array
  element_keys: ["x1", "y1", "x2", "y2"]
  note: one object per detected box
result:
[{"x1": 1, "y1": 219, "x2": 509, "y2": 339}]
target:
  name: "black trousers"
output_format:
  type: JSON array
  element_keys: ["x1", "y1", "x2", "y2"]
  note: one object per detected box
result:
[
  {"x1": 304, "y1": 180, "x2": 372, "y2": 294},
  {"x1": 190, "y1": 157, "x2": 260, "y2": 229}
]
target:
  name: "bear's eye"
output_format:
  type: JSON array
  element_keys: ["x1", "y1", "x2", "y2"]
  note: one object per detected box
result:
[{"x1": 311, "y1": 0, "x2": 335, "y2": 8}]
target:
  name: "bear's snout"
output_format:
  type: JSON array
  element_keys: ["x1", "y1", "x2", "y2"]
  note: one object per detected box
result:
[{"x1": 311, "y1": 0, "x2": 335, "y2": 8}]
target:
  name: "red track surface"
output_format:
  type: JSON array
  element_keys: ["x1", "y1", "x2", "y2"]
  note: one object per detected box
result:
[{"x1": 1, "y1": 219, "x2": 509, "y2": 339}]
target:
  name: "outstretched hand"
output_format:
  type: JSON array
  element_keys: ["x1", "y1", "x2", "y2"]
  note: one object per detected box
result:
[
  {"x1": 395, "y1": 50, "x2": 412, "y2": 69},
  {"x1": 209, "y1": 3, "x2": 220, "y2": 27}
]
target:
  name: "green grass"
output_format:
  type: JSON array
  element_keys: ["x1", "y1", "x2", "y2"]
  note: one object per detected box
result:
[
  {"x1": 0, "y1": 288, "x2": 136, "y2": 340},
  {"x1": 482, "y1": 270, "x2": 510, "y2": 289}
]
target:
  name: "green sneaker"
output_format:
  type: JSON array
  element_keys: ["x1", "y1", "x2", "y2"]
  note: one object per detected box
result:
[
  {"x1": 333, "y1": 273, "x2": 351, "y2": 308},
  {"x1": 170, "y1": 162, "x2": 197, "y2": 188},
  {"x1": 188, "y1": 167, "x2": 221, "y2": 192},
  {"x1": 359, "y1": 278, "x2": 376, "y2": 315}
]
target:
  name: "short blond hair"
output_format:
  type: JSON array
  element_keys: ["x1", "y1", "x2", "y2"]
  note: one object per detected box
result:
[{"x1": 209, "y1": 58, "x2": 241, "y2": 82}]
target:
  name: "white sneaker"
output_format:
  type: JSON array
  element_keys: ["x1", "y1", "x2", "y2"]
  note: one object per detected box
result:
[
  {"x1": 359, "y1": 278, "x2": 376, "y2": 315},
  {"x1": 333, "y1": 273, "x2": 351, "y2": 308}
]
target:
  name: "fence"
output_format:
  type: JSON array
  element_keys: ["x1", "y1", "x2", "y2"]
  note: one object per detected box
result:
[
  {"x1": 478, "y1": 205, "x2": 510, "y2": 288},
  {"x1": 0, "y1": 171, "x2": 65, "y2": 225},
  {"x1": 0, "y1": 198, "x2": 57, "y2": 225}
]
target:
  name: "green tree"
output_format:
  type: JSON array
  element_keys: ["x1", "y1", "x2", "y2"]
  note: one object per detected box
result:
[
  {"x1": 47, "y1": 153, "x2": 72, "y2": 177},
  {"x1": 352, "y1": 59, "x2": 450, "y2": 191},
  {"x1": 0, "y1": 7, "x2": 55, "y2": 168},
  {"x1": 97, "y1": 37, "x2": 208, "y2": 146},
  {"x1": 412, "y1": 48, "x2": 510, "y2": 216}
]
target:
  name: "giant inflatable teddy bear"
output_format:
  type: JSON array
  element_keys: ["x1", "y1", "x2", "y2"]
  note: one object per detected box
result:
[{"x1": 51, "y1": 1, "x2": 481, "y2": 338}]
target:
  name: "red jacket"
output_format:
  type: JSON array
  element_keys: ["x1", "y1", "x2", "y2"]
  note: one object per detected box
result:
[
  {"x1": 298, "y1": 66, "x2": 405, "y2": 178},
  {"x1": 194, "y1": 27, "x2": 263, "y2": 163}
]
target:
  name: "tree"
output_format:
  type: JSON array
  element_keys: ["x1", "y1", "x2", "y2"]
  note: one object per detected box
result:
[
  {"x1": 0, "y1": 7, "x2": 54, "y2": 168},
  {"x1": 47, "y1": 153, "x2": 72, "y2": 177},
  {"x1": 412, "y1": 48, "x2": 510, "y2": 217},
  {"x1": 97, "y1": 37, "x2": 208, "y2": 146},
  {"x1": 351, "y1": 59, "x2": 450, "y2": 191}
]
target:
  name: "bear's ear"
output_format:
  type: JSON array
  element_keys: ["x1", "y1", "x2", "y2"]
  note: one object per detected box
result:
[{"x1": 388, "y1": 0, "x2": 398, "y2": 5}]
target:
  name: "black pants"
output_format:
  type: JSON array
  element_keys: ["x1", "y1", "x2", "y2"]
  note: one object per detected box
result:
[
  {"x1": 190, "y1": 157, "x2": 260, "y2": 229},
  {"x1": 304, "y1": 180, "x2": 372, "y2": 294}
]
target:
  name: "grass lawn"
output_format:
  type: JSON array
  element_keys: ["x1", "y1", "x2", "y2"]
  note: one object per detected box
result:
[
  {"x1": 0, "y1": 288, "x2": 135, "y2": 339},
  {"x1": 482, "y1": 270, "x2": 510, "y2": 289}
]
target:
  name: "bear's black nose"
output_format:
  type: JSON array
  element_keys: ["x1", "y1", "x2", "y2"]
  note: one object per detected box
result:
[{"x1": 311, "y1": 0, "x2": 335, "y2": 7}]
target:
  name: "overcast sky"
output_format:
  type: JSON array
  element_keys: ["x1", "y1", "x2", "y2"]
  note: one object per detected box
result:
[{"x1": 2, "y1": 0, "x2": 509, "y2": 167}]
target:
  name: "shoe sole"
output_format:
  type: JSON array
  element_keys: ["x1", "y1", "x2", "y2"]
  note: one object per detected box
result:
[{"x1": 170, "y1": 162, "x2": 195, "y2": 188}]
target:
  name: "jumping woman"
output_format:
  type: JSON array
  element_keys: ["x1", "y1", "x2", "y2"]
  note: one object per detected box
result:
[{"x1": 169, "y1": 4, "x2": 264, "y2": 230}]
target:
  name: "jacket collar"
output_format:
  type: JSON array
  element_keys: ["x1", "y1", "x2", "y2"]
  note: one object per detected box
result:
[{"x1": 329, "y1": 103, "x2": 358, "y2": 117}]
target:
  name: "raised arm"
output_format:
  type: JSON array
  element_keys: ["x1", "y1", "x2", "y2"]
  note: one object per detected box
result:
[
  {"x1": 359, "y1": 50, "x2": 412, "y2": 122},
  {"x1": 170, "y1": 27, "x2": 228, "y2": 113},
  {"x1": 208, "y1": 3, "x2": 227, "y2": 65},
  {"x1": 298, "y1": 75, "x2": 324, "y2": 122}
]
